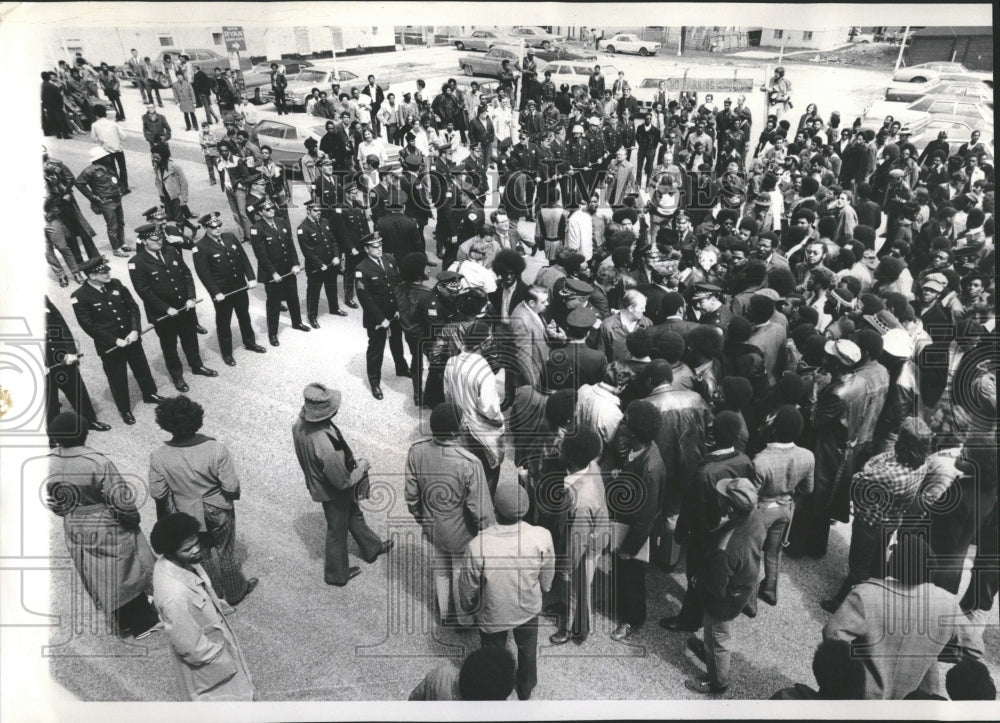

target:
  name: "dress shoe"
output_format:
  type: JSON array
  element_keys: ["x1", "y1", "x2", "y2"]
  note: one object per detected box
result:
[
  {"x1": 742, "y1": 602, "x2": 757, "y2": 618},
  {"x1": 121, "y1": 412, "x2": 136, "y2": 425},
  {"x1": 819, "y1": 598, "x2": 840, "y2": 614},
  {"x1": 196, "y1": 324, "x2": 208, "y2": 335},
  {"x1": 758, "y1": 585, "x2": 777, "y2": 607},
  {"x1": 245, "y1": 343, "x2": 267, "y2": 353},
  {"x1": 331, "y1": 309, "x2": 348, "y2": 317},
  {"x1": 345, "y1": 299, "x2": 358, "y2": 309},
  {"x1": 119, "y1": 244, "x2": 134, "y2": 253},
  {"x1": 88, "y1": 421, "x2": 112, "y2": 432},
  {"x1": 684, "y1": 676, "x2": 728, "y2": 695},
  {"x1": 371, "y1": 385, "x2": 384, "y2": 400},
  {"x1": 395, "y1": 368, "x2": 411, "y2": 378},
  {"x1": 223, "y1": 355, "x2": 236, "y2": 366},
  {"x1": 172, "y1": 377, "x2": 190, "y2": 393},
  {"x1": 269, "y1": 334, "x2": 280, "y2": 346},
  {"x1": 326, "y1": 566, "x2": 362, "y2": 587},
  {"x1": 375, "y1": 539, "x2": 395, "y2": 559},
  {"x1": 658, "y1": 615, "x2": 698, "y2": 632},
  {"x1": 59, "y1": 277, "x2": 69, "y2": 288},
  {"x1": 142, "y1": 393, "x2": 166, "y2": 404},
  {"x1": 230, "y1": 577, "x2": 259, "y2": 606},
  {"x1": 191, "y1": 366, "x2": 218, "y2": 377},
  {"x1": 308, "y1": 316, "x2": 321, "y2": 329},
  {"x1": 112, "y1": 249, "x2": 130, "y2": 258},
  {"x1": 686, "y1": 636, "x2": 707, "y2": 663},
  {"x1": 292, "y1": 323, "x2": 311, "y2": 332},
  {"x1": 549, "y1": 630, "x2": 572, "y2": 646},
  {"x1": 611, "y1": 623, "x2": 635, "y2": 641}
]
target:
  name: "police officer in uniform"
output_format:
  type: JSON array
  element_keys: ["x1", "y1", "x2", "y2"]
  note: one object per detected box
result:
[
  {"x1": 244, "y1": 173, "x2": 270, "y2": 226},
  {"x1": 45, "y1": 295, "x2": 111, "y2": 431},
  {"x1": 420, "y1": 270, "x2": 463, "y2": 408},
  {"x1": 129, "y1": 224, "x2": 218, "y2": 392},
  {"x1": 71, "y1": 256, "x2": 164, "y2": 424},
  {"x1": 192, "y1": 212, "x2": 267, "y2": 366},
  {"x1": 328, "y1": 182, "x2": 371, "y2": 309},
  {"x1": 297, "y1": 200, "x2": 348, "y2": 328},
  {"x1": 142, "y1": 204, "x2": 208, "y2": 334},
  {"x1": 249, "y1": 198, "x2": 311, "y2": 346},
  {"x1": 586, "y1": 115, "x2": 608, "y2": 176},
  {"x1": 566, "y1": 124, "x2": 592, "y2": 206},
  {"x1": 355, "y1": 233, "x2": 410, "y2": 400}
]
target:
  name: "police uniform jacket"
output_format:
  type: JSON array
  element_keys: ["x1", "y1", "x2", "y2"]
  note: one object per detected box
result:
[
  {"x1": 586, "y1": 128, "x2": 606, "y2": 164},
  {"x1": 193, "y1": 231, "x2": 255, "y2": 297},
  {"x1": 355, "y1": 253, "x2": 402, "y2": 329},
  {"x1": 71, "y1": 279, "x2": 143, "y2": 353},
  {"x1": 245, "y1": 191, "x2": 268, "y2": 226},
  {"x1": 129, "y1": 245, "x2": 197, "y2": 320},
  {"x1": 325, "y1": 206, "x2": 366, "y2": 255},
  {"x1": 296, "y1": 216, "x2": 341, "y2": 271},
  {"x1": 249, "y1": 217, "x2": 299, "y2": 279},
  {"x1": 567, "y1": 137, "x2": 591, "y2": 169},
  {"x1": 161, "y1": 222, "x2": 195, "y2": 251},
  {"x1": 510, "y1": 142, "x2": 540, "y2": 175},
  {"x1": 46, "y1": 298, "x2": 79, "y2": 367},
  {"x1": 376, "y1": 211, "x2": 422, "y2": 259}
]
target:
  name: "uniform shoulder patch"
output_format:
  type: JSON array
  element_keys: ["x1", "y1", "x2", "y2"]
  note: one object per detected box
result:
[
  {"x1": 127, "y1": 263, "x2": 136, "y2": 269},
  {"x1": 355, "y1": 270, "x2": 363, "y2": 278},
  {"x1": 70, "y1": 296, "x2": 79, "y2": 304}
]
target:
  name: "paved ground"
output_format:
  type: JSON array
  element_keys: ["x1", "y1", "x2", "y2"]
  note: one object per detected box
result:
[{"x1": 38, "y1": 47, "x2": 999, "y2": 702}]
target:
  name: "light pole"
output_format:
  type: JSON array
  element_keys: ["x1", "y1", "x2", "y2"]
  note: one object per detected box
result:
[{"x1": 894, "y1": 26, "x2": 910, "y2": 72}]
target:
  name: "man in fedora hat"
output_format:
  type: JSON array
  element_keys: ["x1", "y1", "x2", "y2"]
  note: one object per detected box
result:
[
  {"x1": 684, "y1": 476, "x2": 765, "y2": 694},
  {"x1": 193, "y1": 212, "x2": 267, "y2": 366},
  {"x1": 292, "y1": 383, "x2": 393, "y2": 586}
]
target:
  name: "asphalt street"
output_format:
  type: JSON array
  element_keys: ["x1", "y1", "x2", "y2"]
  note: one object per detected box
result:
[{"x1": 41, "y1": 47, "x2": 998, "y2": 702}]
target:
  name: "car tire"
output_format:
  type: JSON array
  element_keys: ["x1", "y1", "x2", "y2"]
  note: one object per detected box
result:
[
  {"x1": 639, "y1": 47, "x2": 649, "y2": 56},
  {"x1": 455, "y1": 41, "x2": 465, "y2": 51},
  {"x1": 910, "y1": 76, "x2": 926, "y2": 83},
  {"x1": 462, "y1": 64, "x2": 474, "y2": 77}
]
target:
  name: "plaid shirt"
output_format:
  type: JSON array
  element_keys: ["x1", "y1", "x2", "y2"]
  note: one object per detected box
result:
[
  {"x1": 753, "y1": 443, "x2": 815, "y2": 505},
  {"x1": 851, "y1": 451, "x2": 928, "y2": 528}
]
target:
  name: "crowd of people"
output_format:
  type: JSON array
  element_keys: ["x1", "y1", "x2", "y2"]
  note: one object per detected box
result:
[{"x1": 40, "y1": 42, "x2": 997, "y2": 703}]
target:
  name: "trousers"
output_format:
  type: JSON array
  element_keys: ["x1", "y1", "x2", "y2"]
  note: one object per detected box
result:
[
  {"x1": 212, "y1": 291, "x2": 256, "y2": 357},
  {"x1": 479, "y1": 617, "x2": 539, "y2": 700},
  {"x1": 613, "y1": 554, "x2": 648, "y2": 627},
  {"x1": 404, "y1": 335, "x2": 425, "y2": 402},
  {"x1": 225, "y1": 188, "x2": 253, "y2": 242},
  {"x1": 110, "y1": 151, "x2": 129, "y2": 192},
  {"x1": 703, "y1": 610, "x2": 733, "y2": 689},
  {"x1": 112, "y1": 592, "x2": 160, "y2": 638},
  {"x1": 759, "y1": 503, "x2": 793, "y2": 597},
  {"x1": 265, "y1": 276, "x2": 302, "y2": 335},
  {"x1": 562, "y1": 548, "x2": 600, "y2": 640},
  {"x1": 365, "y1": 319, "x2": 408, "y2": 386},
  {"x1": 99, "y1": 199, "x2": 125, "y2": 250},
  {"x1": 46, "y1": 361, "x2": 98, "y2": 425},
  {"x1": 153, "y1": 310, "x2": 203, "y2": 380},
  {"x1": 305, "y1": 266, "x2": 341, "y2": 316},
  {"x1": 431, "y1": 546, "x2": 470, "y2": 625},
  {"x1": 45, "y1": 218, "x2": 80, "y2": 278},
  {"x1": 99, "y1": 341, "x2": 158, "y2": 415},
  {"x1": 197, "y1": 94, "x2": 219, "y2": 124},
  {"x1": 199, "y1": 505, "x2": 250, "y2": 604},
  {"x1": 321, "y1": 495, "x2": 382, "y2": 585}
]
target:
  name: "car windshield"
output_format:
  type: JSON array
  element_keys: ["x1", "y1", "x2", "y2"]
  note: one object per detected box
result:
[
  {"x1": 640, "y1": 78, "x2": 665, "y2": 88},
  {"x1": 296, "y1": 70, "x2": 328, "y2": 82}
]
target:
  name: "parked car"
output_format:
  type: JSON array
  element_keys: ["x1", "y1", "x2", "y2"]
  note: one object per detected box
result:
[
  {"x1": 116, "y1": 48, "x2": 240, "y2": 88},
  {"x1": 244, "y1": 59, "x2": 316, "y2": 103},
  {"x1": 393, "y1": 77, "x2": 501, "y2": 108},
  {"x1": 247, "y1": 116, "x2": 402, "y2": 171},
  {"x1": 258, "y1": 66, "x2": 361, "y2": 109},
  {"x1": 633, "y1": 77, "x2": 669, "y2": 110},
  {"x1": 459, "y1": 45, "x2": 529, "y2": 78},
  {"x1": 597, "y1": 33, "x2": 661, "y2": 56},
  {"x1": 892, "y1": 61, "x2": 991, "y2": 85},
  {"x1": 536, "y1": 60, "x2": 616, "y2": 94},
  {"x1": 508, "y1": 26, "x2": 564, "y2": 50},
  {"x1": 864, "y1": 96, "x2": 994, "y2": 129},
  {"x1": 884, "y1": 80, "x2": 993, "y2": 104},
  {"x1": 532, "y1": 43, "x2": 597, "y2": 63},
  {"x1": 908, "y1": 116, "x2": 994, "y2": 161},
  {"x1": 452, "y1": 29, "x2": 523, "y2": 52}
]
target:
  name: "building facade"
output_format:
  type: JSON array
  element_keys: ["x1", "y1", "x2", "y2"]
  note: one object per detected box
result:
[{"x1": 905, "y1": 26, "x2": 993, "y2": 72}]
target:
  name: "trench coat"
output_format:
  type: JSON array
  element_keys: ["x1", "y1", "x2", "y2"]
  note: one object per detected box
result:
[
  {"x1": 174, "y1": 78, "x2": 197, "y2": 114},
  {"x1": 153, "y1": 557, "x2": 254, "y2": 701},
  {"x1": 46, "y1": 445, "x2": 155, "y2": 612}
]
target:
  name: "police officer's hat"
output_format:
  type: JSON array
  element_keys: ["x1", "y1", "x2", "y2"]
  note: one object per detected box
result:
[
  {"x1": 361, "y1": 232, "x2": 382, "y2": 247},
  {"x1": 319, "y1": 157, "x2": 334, "y2": 168},
  {"x1": 135, "y1": 223, "x2": 160, "y2": 240},
  {"x1": 562, "y1": 277, "x2": 594, "y2": 297},
  {"x1": 78, "y1": 256, "x2": 111, "y2": 275},
  {"x1": 304, "y1": 199, "x2": 322, "y2": 211},
  {"x1": 691, "y1": 282, "x2": 722, "y2": 299},
  {"x1": 142, "y1": 205, "x2": 167, "y2": 221},
  {"x1": 198, "y1": 212, "x2": 223, "y2": 228},
  {"x1": 259, "y1": 197, "x2": 277, "y2": 211},
  {"x1": 436, "y1": 269, "x2": 462, "y2": 283}
]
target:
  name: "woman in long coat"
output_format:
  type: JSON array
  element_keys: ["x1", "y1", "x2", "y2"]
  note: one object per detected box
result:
[
  {"x1": 173, "y1": 76, "x2": 198, "y2": 131},
  {"x1": 151, "y1": 512, "x2": 254, "y2": 701},
  {"x1": 45, "y1": 412, "x2": 160, "y2": 638}
]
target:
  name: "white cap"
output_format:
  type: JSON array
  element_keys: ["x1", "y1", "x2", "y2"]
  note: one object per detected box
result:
[
  {"x1": 824, "y1": 339, "x2": 862, "y2": 366},
  {"x1": 882, "y1": 329, "x2": 914, "y2": 359},
  {"x1": 88, "y1": 146, "x2": 109, "y2": 162}
]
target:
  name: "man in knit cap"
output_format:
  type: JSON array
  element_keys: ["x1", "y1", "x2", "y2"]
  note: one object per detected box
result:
[
  {"x1": 458, "y1": 481, "x2": 553, "y2": 700},
  {"x1": 406, "y1": 402, "x2": 496, "y2": 626}
]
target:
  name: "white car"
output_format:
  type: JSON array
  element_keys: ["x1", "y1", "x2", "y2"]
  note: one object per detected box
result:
[
  {"x1": 508, "y1": 26, "x2": 564, "y2": 49},
  {"x1": 597, "y1": 33, "x2": 661, "y2": 56},
  {"x1": 537, "y1": 60, "x2": 617, "y2": 94},
  {"x1": 248, "y1": 116, "x2": 402, "y2": 171}
]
